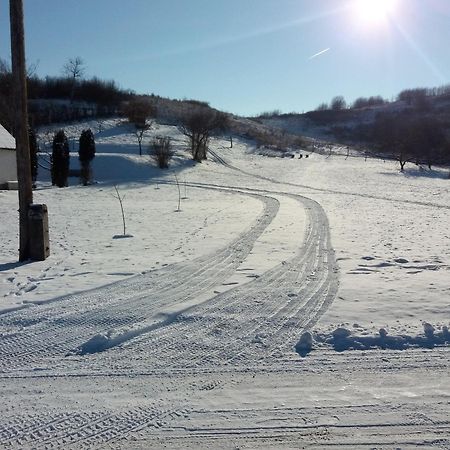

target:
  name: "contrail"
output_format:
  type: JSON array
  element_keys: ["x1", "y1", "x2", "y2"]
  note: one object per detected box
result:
[
  {"x1": 120, "y1": 5, "x2": 346, "y2": 64},
  {"x1": 308, "y1": 48, "x2": 330, "y2": 60}
]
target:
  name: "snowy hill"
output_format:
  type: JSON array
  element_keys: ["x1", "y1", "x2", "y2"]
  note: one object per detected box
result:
[
  {"x1": 0, "y1": 117, "x2": 449, "y2": 448},
  {"x1": 256, "y1": 93, "x2": 450, "y2": 146}
]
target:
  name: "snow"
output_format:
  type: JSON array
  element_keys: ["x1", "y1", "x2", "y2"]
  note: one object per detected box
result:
[
  {"x1": 0, "y1": 118, "x2": 449, "y2": 448},
  {"x1": 0, "y1": 123, "x2": 15, "y2": 150},
  {"x1": 307, "y1": 323, "x2": 450, "y2": 355}
]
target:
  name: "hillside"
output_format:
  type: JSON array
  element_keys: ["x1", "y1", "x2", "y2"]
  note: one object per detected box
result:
[
  {"x1": 255, "y1": 88, "x2": 450, "y2": 149},
  {"x1": 0, "y1": 117, "x2": 449, "y2": 447}
]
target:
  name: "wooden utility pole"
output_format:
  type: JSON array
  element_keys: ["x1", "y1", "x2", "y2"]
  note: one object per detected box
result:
[{"x1": 10, "y1": 0, "x2": 33, "y2": 261}]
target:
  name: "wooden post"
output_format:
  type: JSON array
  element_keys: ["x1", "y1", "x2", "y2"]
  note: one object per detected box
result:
[{"x1": 10, "y1": 0, "x2": 33, "y2": 261}]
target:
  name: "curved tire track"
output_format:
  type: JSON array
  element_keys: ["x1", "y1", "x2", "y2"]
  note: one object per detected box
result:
[
  {"x1": 0, "y1": 190, "x2": 279, "y2": 371},
  {"x1": 0, "y1": 146, "x2": 342, "y2": 448},
  {"x1": 91, "y1": 192, "x2": 338, "y2": 370}
]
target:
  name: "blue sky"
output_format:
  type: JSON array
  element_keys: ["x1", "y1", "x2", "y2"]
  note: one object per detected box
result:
[{"x1": 1, "y1": 0, "x2": 449, "y2": 116}]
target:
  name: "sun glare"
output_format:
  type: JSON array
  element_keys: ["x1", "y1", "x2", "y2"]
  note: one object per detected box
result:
[{"x1": 353, "y1": 0, "x2": 397, "y2": 25}]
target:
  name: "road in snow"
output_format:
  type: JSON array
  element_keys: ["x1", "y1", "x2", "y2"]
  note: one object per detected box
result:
[{"x1": 0, "y1": 119, "x2": 449, "y2": 448}]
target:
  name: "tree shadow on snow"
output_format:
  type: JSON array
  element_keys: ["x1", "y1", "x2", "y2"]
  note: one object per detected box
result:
[
  {"x1": 379, "y1": 167, "x2": 450, "y2": 180},
  {"x1": 36, "y1": 153, "x2": 197, "y2": 187}
]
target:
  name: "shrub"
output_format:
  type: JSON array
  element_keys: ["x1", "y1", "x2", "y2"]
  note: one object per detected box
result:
[
  {"x1": 78, "y1": 129, "x2": 96, "y2": 185},
  {"x1": 149, "y1": 137, "x2": 173, "y2": 169},
  {"x1": 51, "y1": 130, "x2": 70, "y2": 187}
]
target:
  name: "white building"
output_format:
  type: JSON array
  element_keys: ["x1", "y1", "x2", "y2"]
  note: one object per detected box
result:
[{"x1": 0, "y1": 124, "x2": 17, "y2": 188}]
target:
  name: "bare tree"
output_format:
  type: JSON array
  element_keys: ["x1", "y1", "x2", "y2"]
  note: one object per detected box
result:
[
  {"x1": 62, "y1": 56, "x2": 85, "y2": 103},
  {"x1": 112, "y1": 185, "x2": 131, "y2": 238},
  {"x1": 124, "y1": 97, "x2": 157, "y2": 155},
  {"x1": 179, "y1": 108, "x2": 228, "y2": 162},
  {"x1": 174, "y1": 175, "x2": 181, "y2": 212},
  {"x1": 331, "y1": 95, "x2": 346, "y2": 111},
  {"x1": 134, "y1": 124, "x2": 151, "y2": 156},
  {"x1": 63, "y1": 56, "x2": 85, "y2": 80}
]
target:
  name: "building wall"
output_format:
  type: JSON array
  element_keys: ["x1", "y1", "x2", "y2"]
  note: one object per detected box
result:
[{"x1": 0, "y1": 149, "x2": 17, "y2": 184}]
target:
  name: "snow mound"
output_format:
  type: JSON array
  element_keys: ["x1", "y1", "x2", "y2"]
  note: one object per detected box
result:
[
  {"x1": 304, "y1": 323, "x2": 450, "y2": 355},
  {"x1": 332, "y1": 327, "x2": 351, "y2": 340},
  {"x1": 71, "y1": 333, "x2": 113, "y2": 355},
  {"x1": 70, "y1": 328, "x2": 140, "y2": 355},
  {"x1": 295, "y1": 331, "x2": 313, "y2": 357},
  {"x1": 70, "y1": 315, "x2": 178, "y2": 356}
]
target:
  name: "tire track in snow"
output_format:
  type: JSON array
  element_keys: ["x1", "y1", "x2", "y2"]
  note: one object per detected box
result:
[
  {"x1": 77, "y1": 153, "x2": 340, "y2": 369},
  {"x1": 0, "y1": 405, "x2": 188, "y2": 449},
  {"x1": 0, "y1": 142, "x2": 447, "y2": 449},
  {"x1": 93, "y1": 192, "x2": 338, "y2": 370},
  {"x1": 5, "y1": 345, "x2": 448, "y2": 449},
  {"x1": 208, "y1": 147, "x2": 450, "y2": 210},
  {"x1": 0, "y1": 191, "x2": 279, "y2": 371},
  {"x1": 0, "y1": 148, "x2": 340, "y2": 447}
]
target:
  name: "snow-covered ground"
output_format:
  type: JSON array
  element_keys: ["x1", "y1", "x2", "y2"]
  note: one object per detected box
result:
[{"x1": 0, "y1": 118, "x2": 449, "y2": 448}]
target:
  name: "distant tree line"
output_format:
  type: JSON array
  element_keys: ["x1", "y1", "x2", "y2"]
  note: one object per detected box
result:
[
  {"x1": 0, "y1": 57, "x2": 134, "y2": 131},
  {"x1": 26, "y1": 76, "x2": 133, "y2": 126},
  {"x1": 369, "y1": 112, "x2": 450, "y2": 170},
  {"x1": 26, "y1": 76, "x2": 132, "y2": 107},
  {"x1": 312, "y1": 84, "x2": 450, "y2": 114},
  {"x1": 351, "y1": 96, "x2": 386, "y2": 109}
]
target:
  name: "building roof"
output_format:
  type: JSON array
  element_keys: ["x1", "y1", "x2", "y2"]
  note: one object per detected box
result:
[{"x1": 0, "y1": 124, "x2": 16, "y2": 150}]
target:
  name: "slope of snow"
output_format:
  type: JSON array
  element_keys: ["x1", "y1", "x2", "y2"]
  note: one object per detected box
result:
[{"x1": 0, "y1": 118, "x2": 449, "y2": 448}]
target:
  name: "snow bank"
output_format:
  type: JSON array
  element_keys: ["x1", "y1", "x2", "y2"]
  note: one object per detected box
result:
[{"x1": 296, "y1": 323, "x2": 450, "y2": 356}]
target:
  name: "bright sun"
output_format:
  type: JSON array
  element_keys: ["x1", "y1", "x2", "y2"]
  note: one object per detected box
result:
[{"x1": 353, "y1": 0, "x2": 397, "y2": 25}]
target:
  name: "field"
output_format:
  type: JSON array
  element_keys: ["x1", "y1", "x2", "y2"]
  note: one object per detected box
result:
[{"x1": 0, "y1": 119, "x2": 449, "y2": 448}]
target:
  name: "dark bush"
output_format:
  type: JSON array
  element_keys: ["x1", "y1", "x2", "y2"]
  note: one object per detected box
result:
[
  {"x1": 78, "y1": 129, "x2": 96, "y2": 185},
  {"x1": 149, "y1": 137, "x2": 173, "y2": 169},
  {"x1": 51, "y1": 130, "x2": 70, "y2": 187}
]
